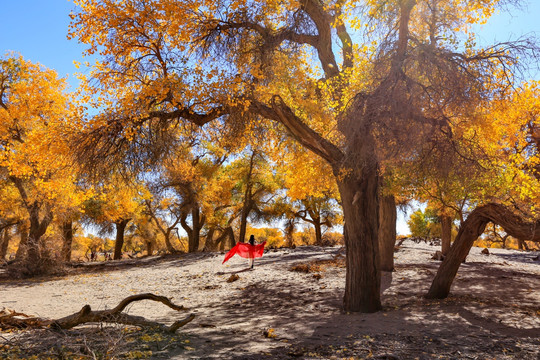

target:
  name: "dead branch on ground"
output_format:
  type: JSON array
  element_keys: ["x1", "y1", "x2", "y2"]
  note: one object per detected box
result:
[{"x1": 1, "y1": 293, "x2": 195, "y2": 333}]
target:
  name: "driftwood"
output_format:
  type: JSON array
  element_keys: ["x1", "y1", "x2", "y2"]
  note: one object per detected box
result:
[{"x1": 1, "y1": 293, "x2": 195, "y2": 333}]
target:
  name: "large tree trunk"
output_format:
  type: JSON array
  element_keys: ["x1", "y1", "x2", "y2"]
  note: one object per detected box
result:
[
  {"x1": 183, "y1": 207, "x2": 205, "y2": 253},
  {"x1": 0, "y1": 228, "x2": 10, "y2": 260},
  {"x1": 146, "y1": 241, "x2": 154, "y2": 256},
  {"x1": 314, "y1": 220, "x2": 323, "y2": 245},
  {"x1": 61, "y1": 221, "x2": 73, "y2": 262},
  {"x1": 378, "y1": 194, "x2": 396, "y2": 271},
  {"x1": 284, "y1": 219, "x2": 295, "y2": 248},
  {"x1": 113, "y1": 219, "x2": 130, "y2": 260},
  {"x1": 203, "y1": 228, "x2": 216, "y2": 251},
  {"x1": 163, "y1": 230, "x2": 177, "y2": 254},
  {"x1": 517, "y1": 238, "x2": 529, "y2": 251},
  {"x1": 427, "y1": 203, "x2": 540, "y2": 299},
  {"x1": 15, "y1": 222, "x2": 29, "y2": 261},
  {"x1": 238, "y1": 202, "x2": 250, "y2": 244},
  {"x1": 188, "y1": 208, "x2": 202, "y2": 252},
  {"x1": 22, "y1": 205, "x2": 54, "y2": 275},
  {"x1": 338, "y1": 164, "x2": 381, "y2": 313},
  {"x1": 440, "y1": 214, "x2": 452, "y2": 255},
  {"x1": 219, "y1": 227, "x2": 236, "y2": 251}
]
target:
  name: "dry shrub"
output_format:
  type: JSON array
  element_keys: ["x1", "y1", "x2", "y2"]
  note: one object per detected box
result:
[
  {"x1": 7, "y1": 239, "x2": 66, "y2": 278},
  {"x1": 289, "y1": 254, "x2": 346, "y2": 274},
  {"x1": 290, "y1": 263, "x2": 323, "y2": 273}
]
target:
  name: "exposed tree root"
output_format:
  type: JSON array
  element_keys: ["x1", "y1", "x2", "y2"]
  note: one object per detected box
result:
[{"x1": 1, "y1": 293, "x2": 195, "y2": 333}]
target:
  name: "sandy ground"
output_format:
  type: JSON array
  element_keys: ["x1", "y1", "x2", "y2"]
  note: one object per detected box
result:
[{"x1": 1, "y1": 241, "x2": 539, "y2": 359}]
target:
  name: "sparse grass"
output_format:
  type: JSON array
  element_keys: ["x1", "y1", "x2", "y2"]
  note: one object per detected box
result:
[{"x1": 0, "y1": 325, "x2": 189, "y2": 360}]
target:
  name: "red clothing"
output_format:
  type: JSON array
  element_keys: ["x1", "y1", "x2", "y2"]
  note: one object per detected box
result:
[{"x1": 222, "y1": 241, "x2": 266, "y2": 264}]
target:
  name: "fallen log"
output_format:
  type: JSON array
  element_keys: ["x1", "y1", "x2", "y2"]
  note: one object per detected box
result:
[{"x1": 1, "y1": 293, "x2": 195, "y2": 333}]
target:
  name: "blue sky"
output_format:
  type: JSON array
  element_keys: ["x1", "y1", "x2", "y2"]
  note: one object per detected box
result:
[
  {"x1": 1, "y1": 0, "x2": 539, "y2": 234},
  {"x1": 1, "y1": 0, "x2": 539, "y2": 90},
  {"x1": 0, "y1": 0, "x2": 85, "y2": 90}
]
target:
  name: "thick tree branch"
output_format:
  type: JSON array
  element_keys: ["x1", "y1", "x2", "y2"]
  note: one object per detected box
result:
[
  {"x1": 250, "y1": 96, "x2": 343, "y2": 165},
  {"x1": 148, "y1": 106, "x2": 225, "y2": 127},
  {"x1": 300, "y1": 0, "x2": 340, "y2": 78},
  {"x1": 334, "y1": 0, "x2": 354, "y2": 70}
]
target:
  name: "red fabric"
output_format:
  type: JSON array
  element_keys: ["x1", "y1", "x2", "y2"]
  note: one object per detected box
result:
[{"x1": 222, "y1": 241, "x2": 266, "y2": 264}]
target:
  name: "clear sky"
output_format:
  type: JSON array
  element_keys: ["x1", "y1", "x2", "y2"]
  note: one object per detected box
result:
[
  {"x1": 1, "y1": 0, "x2": 539, "y2": 89},
  {"x1": 1, "y1": 0, "x2": 539, "y2": 234}
]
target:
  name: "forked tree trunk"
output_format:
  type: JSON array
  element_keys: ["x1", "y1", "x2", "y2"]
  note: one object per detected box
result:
[
  {"x1": 378, "y1": 194, "x2": 396, "y2": 271},
  {"x1": 61, "y1": 221, "x2": 73, "y2": 262},
  {"x1": 427, "y1": 203, "x2": 540, "y2": 299},
  {"x1": 440, "y1": 215, "x2": 452, "y2": 255},
  {"x1": 19, "y1": 206, "x2": 54, "y2": 275},
  {"x1": 338, "y1": 164, "x2": 381, "y2": 313},
  {"x1": 113, "y1": 219, "x2": 130, "y2": 260}
]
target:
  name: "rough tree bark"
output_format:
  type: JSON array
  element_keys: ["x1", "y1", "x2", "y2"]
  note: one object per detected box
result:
[
  {"x1": 204, "y1": 228, "x2": 216, "y2": 251},
  {"x1": 284, "y1": 218, "x2": 296, "y2": 248},
  {"x1": 0, "y1": 223, "x2": 17, "y2": 260},
  {"x1": 10, "y1": 177, "x2": 53, "y2": 274},
  {"x1": 314, "y1": 219, "x2": 323, "y2": 245},
  {"x1": 238, "y1": 200, "x2": 250, "y2": 244},
  {"x1": 379, "y1": 194, "x2": 397, "y2": 271},
  {"x1": 15, "y1": 223, "x2": 28, "y2": 261},
  {"x1": 113, "y1": 218, "x2": 131, "y2": 260},
  {"x1": 440, "y1": 214, "x2": 452, "y2": 255},
  {"x1": 0, "y1": 228, "x2": 9, "y2": 260},
  {"x1": 338, "y1": 152, "x2": 382, "y2": 313},
  {"x1": 191, "y1": 208, "x2": 203, "y2": 252},
  {"x1": 427, "y1": 203, "x2": 540, "y2": 299},
  {"x1": 61, "y1": 221, "x2": 73, "y2": 262},
  {"x1": 219, "y1": 227, "x2": 236, "y2": 251},
  {"x1": 24, "y1": 204, "x2": 53, "y2": 274}
]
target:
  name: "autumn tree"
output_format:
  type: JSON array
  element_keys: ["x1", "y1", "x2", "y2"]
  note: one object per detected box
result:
[
  {"x1": 427, "y1": 81, "x2": 540, "y2": 299},
  {"x1": 0, "y1": 54, "x2": 82, "y2": 274},
  {"x1": 407, "y1": 207, "x2": 440, "y2": 238},
  {"x1": 278, "y1": 148, "x2": 341, "y2": 245},
  {"x1": 70, "y1": 0, "x2": 536, "y2": 312},
  {"x1": 0, "y1": 180, "x2": 23, "y2": 260},
  {"x1": 228, "y1": 149, "x2": 280, "y2": 243},
  {"x1": 144, "y1": 196, "x2": 183, "y2": 254},
  {"x1": 82, "y1": 177, "x2": 147, "y2": 260}
]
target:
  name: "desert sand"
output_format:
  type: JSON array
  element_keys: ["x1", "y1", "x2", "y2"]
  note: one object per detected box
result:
[{"x1": 1, "y1": 240, "x2": 539, "y2": 359}]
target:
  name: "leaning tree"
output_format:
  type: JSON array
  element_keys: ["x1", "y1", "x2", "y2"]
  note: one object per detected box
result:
[{"x1": 70, "y1": 0, "x2": 535, "y2": 312}]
